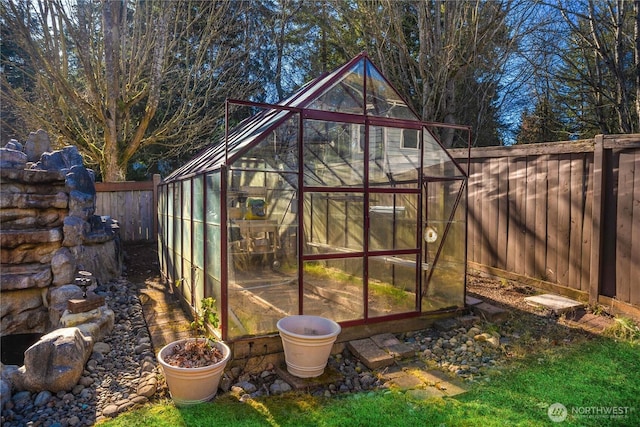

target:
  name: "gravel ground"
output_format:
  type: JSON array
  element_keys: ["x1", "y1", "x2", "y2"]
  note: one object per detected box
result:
[{"x1": 1, "y1": 243, "x2": 614, "y2": 426}]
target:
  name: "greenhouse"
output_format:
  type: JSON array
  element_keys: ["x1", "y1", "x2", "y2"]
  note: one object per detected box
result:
[{"x1": 158, "y1": 52, "x2": 470, "y2": 342}]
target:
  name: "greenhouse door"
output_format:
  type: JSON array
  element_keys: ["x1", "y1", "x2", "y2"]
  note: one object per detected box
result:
[{"x1": 421, "y1": 176, "x2": 467, "y2": 311}]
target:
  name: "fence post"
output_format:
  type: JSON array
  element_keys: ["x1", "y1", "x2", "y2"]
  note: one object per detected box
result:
[
  {"x1": 589, "y1": 135, "x2": 605, "y2": 305},
  {"x1": 152, "y1": 174, "x2": 161, "y2": 241}
]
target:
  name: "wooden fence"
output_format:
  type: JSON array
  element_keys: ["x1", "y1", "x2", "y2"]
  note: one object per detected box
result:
[
  {"x1": 451, "y1": 134, "x2": 640, "y2": 314},
  {"x1": 94, "y1": 174, "x2": 161, "y2": 243}
]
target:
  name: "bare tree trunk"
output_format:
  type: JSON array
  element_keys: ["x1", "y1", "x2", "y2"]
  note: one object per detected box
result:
[
  {"x1": 2, "y1": 0, "x2": 255, "y2": 181},
  {"x1": 102, "y1": 0, "x2": 125, "y2": 181}
]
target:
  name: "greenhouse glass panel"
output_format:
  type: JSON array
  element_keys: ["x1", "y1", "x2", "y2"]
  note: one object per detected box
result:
[
  {"x1": 193, "y1": 177, "x2": 205, "y2": 308},
  {"x1": 206, "y1": 172, "x2": 221, "y2": 225},
  {"x1": 205, "y1": 172, "x2": 221, "y2": 304},
  {"x1": 181, "y1": 179, "x2": 192, "y2": 303},
  {"x1": 368, "y1": 255, "x2": 418, "y2": 317},
  {"x1": 303, "y1": 192, "x2": 364, "y2": 255},
  {"x1": 369, "y1": 193, "x2": 418, "y2": 251},
  {"x1": 368, "y1": 126, "x2": 421, "y2": 187},
  {"x1": 225, "y1": 158, "x2": 299, "y2": 338},
  {"x1": 165, "y1": 185, "x2": 174, "y2": 284},
  {"x1": 422, "y1": 179, "x2": 466, "y2": 311},
  {"x1": 240, "y1": 115, "x2": 299, "y2": 174},
  {"x1": 172, "y1": 183, "x2": 182, "y2": 283},
  {"x1": 303, "y1": 258, "x2": 364, "y2": 322},
  {"x1": 158, "y1": 185, "x2": 167, "y2": 275},
  {"x1": 422, "y1": 128, "x2": 465, "y2": 178},
  {"x1": 226, "y1": 110, "x2": 290, "y2": 161},
  {"x1": 303, "y1": 120, "x2": 365, "y2": 187},
  {"x1": 365, "y1": 62, "x2": 416, "y2": 120},
  {"x1": 307, "y1": 59, "x2": 365, "y2": 114}
]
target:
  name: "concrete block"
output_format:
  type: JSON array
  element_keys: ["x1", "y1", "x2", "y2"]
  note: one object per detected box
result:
[
  {"x1": 524, "y1": 294, "x2": 584, "y2": 314},
  {"x1": 347, "y1": 338, "x2": 395, "y2": 370}
]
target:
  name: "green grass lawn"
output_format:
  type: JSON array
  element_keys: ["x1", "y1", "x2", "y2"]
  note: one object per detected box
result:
[{"x1": 99, "y1": 336, "x2": 639, "y2": 426}]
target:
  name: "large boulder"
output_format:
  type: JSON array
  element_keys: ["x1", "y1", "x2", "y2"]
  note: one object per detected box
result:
[{"x1": 12, "y1": 327, "x2": 93, "y2": 392}]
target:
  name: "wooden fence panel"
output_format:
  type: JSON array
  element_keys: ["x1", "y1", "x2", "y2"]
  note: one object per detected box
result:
[
  {"x1": 94, "y1": 176, "x2": 160, "y2": 243},
  {"x1": 556, "y1": 154, "x2": 571, "y2": 287},
  {"x1": 616, "y1": 150, "x2": 635, "y2": 303},
  {"x1": 546, "y1": 156, "x2": 559, "y2": 283},
  {"x1": 631, "y1": 150, "x2": 640, "y2": 306},
  {"x1": 450, "y1": 134, "x2": 640, "y2": 313},
  {"x1": 580, "y1": 155, "x2": 593, "y2": 292},
  {"x1": 534, "y1": 155, "x2": 548, "y2": 280},
  {"x1": 496, "y1": 157, "x2": 509, "y2": 270},
  {"x1": 484, "y1": 158, "x2": 499, "y2": 267},
  {"x1": 524, "y1": 156, "x2": 537, "y2": 278}
]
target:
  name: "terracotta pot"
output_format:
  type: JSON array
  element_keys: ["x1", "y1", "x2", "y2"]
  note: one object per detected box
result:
[
  {"x1": 157, "y1": 339, "x2": 231, "y2": 406},
  {"x1": 276, "y1": 315, "x2": 341, "y2": 378}
]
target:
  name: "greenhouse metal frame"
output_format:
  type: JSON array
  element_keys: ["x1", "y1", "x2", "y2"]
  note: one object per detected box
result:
[{"x1": 158, "y1": 52, "x2": 470, "y2": 341}]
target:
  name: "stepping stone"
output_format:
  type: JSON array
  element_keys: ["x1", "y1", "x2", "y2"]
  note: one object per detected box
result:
[
  {"x1": 465, "y1": 295, "x2": 483, "y2": 306},
  {"x1": 347, "y1": 338, "x2": 395, "y2": 370},
  {"x1": 413, "y1": 370, "x2": 468, "y2": 396},
  {"x1": 471, "y1": 302, "x2": 508, "y2": 322},
  {"x1": 524, "y1": 294, "x2": 584, "y2": 315},
  {"x1": 384, "y1": 373, "x2": 424, "y2": 390},
  {"x1": 370, "y1": 333, "x2": 415, "y2": 359}
]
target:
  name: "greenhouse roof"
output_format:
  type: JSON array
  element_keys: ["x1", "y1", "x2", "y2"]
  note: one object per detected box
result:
[{"x1": 165, "y1": 52, "x2": 428, "y2": 182}]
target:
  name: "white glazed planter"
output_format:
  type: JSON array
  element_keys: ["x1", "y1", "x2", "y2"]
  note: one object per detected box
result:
[
  {"x1": 157, "y1": 339, "x2": 231, "y2": 406},
  {"x1": 276, "y1": 315, "x2": 341, "y2": 378}
]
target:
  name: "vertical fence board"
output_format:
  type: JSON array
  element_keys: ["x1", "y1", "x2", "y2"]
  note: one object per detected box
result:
[
  {"x1": 484, "y1": 158, "x2": 499, "y2": 266},
  {"x1": 525, "y1": 156, "x2": 537, "y2": 278},
  {"x1": 141, "y1": 190, "x2": 152, "y2": 241},
  {"x1": 514, "y1": 158, "x2": 526, "y2": 275},
  {"x1": 476, "y1": 162, "x2": 487, "y2": 264},
  {"x1": 631, "y1": 150, "x2": 640, "y2": 306},
  {"x1": 568, "y1": 154, "x2": 584, "y2": 290},
  {"x1": 506, "y1": 157, "x2": 517, "y2": 272},
  {"x1": 616, "y1": 151, "x2": 634, "y2": 303},
  {"x1": 496, "y1": 157, "x2": 509, "y2": 269},
  {"x1": 468, "y1": 161, "x2": 480, "y2": 263},
  {"x1": 546, "y1": 157, "x2": 559, "y2": 283},
  {"x1": 556, "y1": 154, "x2": 571, "y2": 286},
  {"x1": 534, "y1": 155, "x2": 548, "y2": 280},
  {"x1": 580, "y1": 155, "x2": 593, "y2": 292}
]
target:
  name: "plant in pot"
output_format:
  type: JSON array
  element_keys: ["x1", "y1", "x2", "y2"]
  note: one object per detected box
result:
[{"x1": 157, "y1": 297, "x2": 231, "y2": 406}]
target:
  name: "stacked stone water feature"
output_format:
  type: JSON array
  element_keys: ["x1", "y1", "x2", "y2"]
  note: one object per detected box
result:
[{"x1": 0, "y1": 130, "x2": 121, "y2": 395}]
